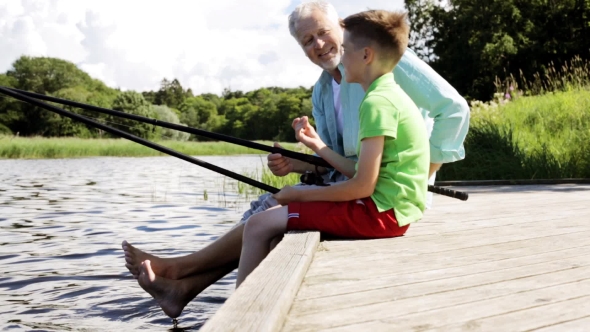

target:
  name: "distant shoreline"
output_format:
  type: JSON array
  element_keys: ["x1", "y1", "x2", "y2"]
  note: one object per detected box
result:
[{"x1": 0, "y1": 136, "x2": 304, "y2": 160}]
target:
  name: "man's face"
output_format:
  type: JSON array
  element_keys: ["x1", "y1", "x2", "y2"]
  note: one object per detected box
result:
[
  {"x1": 341, "y1": 30, "x2": 365, "y2": 83},
  {"x1": 295, "y1": 10, "x2": 343, "y2": 72}
]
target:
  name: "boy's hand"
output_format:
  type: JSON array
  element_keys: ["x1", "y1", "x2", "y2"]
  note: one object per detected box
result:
[
  {"x1": 272, "y1": 185, "x2": 300, "y2": 205},
  {"x1": 267, "y1": 142, "x2": 294, "y2": 177},
  {"x1": 292, "y1": 116, "x2": 325, "y2": 152}
]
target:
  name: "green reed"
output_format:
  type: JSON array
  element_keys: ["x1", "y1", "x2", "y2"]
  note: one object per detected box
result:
[
  {"x1": 439, "y1": 87, "x2": 590, "y2": 180},
  {"x1": 494, "y1": 56, "x2": 590, "y2": 97},
  {"x1": 0, "y1": 137, "x2": 301, "y2": 159}
]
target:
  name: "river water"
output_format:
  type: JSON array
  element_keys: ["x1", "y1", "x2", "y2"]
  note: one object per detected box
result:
[{"x1": 0, "y1": 155, "x2": 271, "y2": 331}]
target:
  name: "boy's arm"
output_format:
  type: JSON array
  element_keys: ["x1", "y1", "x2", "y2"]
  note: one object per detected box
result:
[
  {"x1": 294, "y1": 116, "x2": 357, "y2": 178},
  {"x1": 276, "y1": 136, "x2": 383, "y2": 203}
]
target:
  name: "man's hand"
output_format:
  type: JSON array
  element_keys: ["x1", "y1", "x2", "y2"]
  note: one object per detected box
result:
[
  {"x1": 272, "y1": 185, "x2": 301, "y2": 205},
  {"x1": 292, "y1": 116, "x2": 325, "y2": 152},
  {"x1": 267, "y1": 142, "x2": 294, "y2": 177}
]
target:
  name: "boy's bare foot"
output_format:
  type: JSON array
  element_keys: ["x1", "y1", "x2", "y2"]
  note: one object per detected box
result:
[
  {"x1": 137, "y1": 260, "x2": 191, "y2": 319},
  {"x1": 122, "y1": 240, "x2": 179, "y2": 279}
]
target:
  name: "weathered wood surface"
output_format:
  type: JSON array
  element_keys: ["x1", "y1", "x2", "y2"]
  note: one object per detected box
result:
[
  {"x1": 282, "y1": 184, "x2": 590, "y2": 331},
  {"x1": 200, "y1": 231, "x2": 320, "y2": 332}
]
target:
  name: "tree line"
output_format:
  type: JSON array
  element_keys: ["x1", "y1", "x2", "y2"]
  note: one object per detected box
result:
[
  {"x1": 406, "y1": 0, "x2": 590, "y2": 100},
  {"x1": 1, "y1": 0, "x2": 587, "y2": 140},
  {"x1": 0, "y1": 56, "x2": 313, "y2": 142}
]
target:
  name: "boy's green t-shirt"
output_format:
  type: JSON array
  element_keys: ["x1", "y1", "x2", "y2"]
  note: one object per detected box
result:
[{"x1": 355, "y1": 73, "x2": 430, "y2": 226}]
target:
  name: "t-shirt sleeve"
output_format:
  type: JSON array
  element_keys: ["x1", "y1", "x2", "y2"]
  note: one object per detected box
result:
[{"x1": 358, "y1": 95, "x2": 398, "y2": 141}]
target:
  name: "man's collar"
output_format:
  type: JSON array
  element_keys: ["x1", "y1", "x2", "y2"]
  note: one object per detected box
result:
[{"x1": 320, "y1": 63, "x2": 345, "y2": 85}]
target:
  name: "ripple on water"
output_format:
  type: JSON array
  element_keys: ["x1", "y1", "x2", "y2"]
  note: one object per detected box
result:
[
  {"x1": 135, "y1": 224, "x2": 201, "y2": 232},
  {"x1": 0, "y1": 155, "x2": 261, "y2": 330}
]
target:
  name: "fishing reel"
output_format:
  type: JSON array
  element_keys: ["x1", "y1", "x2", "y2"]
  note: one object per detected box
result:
[{"x1": 300, "y1": 170, "x2": 329, "y2": 186}]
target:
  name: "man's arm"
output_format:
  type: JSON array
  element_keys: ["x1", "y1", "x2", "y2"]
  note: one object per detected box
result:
[
  {"x1": 267, "y1": 143, "x2": 318, "y2": 176},
  {"x1": 394, "y1": 48, "x2": 470, "y2": 168}
]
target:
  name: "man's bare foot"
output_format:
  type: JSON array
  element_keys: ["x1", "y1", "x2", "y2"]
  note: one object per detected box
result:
[
  {"x1": 122, "y1": 240, "x2": 179, "y2": 279},
  {"x1": 137, "y1": 260, "x2": 192, "y2": 319}
]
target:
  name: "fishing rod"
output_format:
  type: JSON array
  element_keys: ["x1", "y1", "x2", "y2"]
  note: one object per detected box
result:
[
  {"x1": 0, "y1": 86, "x2": 279, "y2": 194},
  {"x1": 0, "y1": 86, "x2": 469, "y2": 201},
  {"x1": 4, "y1": 87, "x2": 332, "y2": 168}
]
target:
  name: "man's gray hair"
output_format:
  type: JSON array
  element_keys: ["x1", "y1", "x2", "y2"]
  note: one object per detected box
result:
[{"x1": 288, "y1": 0, "x2": 340, "y2": 39}]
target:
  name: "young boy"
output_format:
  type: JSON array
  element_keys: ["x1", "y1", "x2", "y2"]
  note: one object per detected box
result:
[{"x1": 236, "y1": 10, "x2": 429, "y2": 287}]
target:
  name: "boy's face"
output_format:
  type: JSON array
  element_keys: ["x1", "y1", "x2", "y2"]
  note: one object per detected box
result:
[{"x1": 341, "y1": 30, "x2": 365, "y2": 83}]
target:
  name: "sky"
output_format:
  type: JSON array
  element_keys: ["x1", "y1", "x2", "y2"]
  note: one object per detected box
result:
[{"x1": 0, "y1": 0, "x2": 406, "y2": 95}]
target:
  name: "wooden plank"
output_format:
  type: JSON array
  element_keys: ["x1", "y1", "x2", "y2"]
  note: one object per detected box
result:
[
  {"x1": 288, "y1": 254, "x2": 590, "y2": 317},
  {"x1": 439, "y1": 295, "x2": 590, "y2": 331},
  {"x1": 306, "y1": 226, "x2": 590, "y2": 271},
  {"x1": 535, "y1": 315, "x2": 590, "y2": 332},
  {"x1": 282, "y1": 259, "x2": 590, "y2": 330},
  {"x1": 300, "y1": 231, "x2": 590, "y2": 291},
  {"x1": 284, "y1": 278, "x2": 590, "y2": 331},
  {"x1": 318, "y1": 212, "x2": 590, "y2": 256},
  {"x1": 280, "y1": 185, "x2": 590, "y2": 332},
  {"x1": 200, "y1": 231, "x2": 320, "y2": 332}
]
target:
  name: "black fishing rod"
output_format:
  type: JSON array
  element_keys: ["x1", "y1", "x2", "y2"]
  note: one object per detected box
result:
[
  {"x1": 0, "y1": 86, "x2": 280, "y2": 194},
  {"x1": 5, "y1": 87, "x2": 332, "y2": 168},
  {"x1": 0, "y1": 86, "x2": 469, "y2": 201}
]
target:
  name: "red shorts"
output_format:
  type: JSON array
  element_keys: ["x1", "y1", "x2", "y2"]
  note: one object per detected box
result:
[{"x1": 287, "y1": 197, "x2": 409, "y2": 239}]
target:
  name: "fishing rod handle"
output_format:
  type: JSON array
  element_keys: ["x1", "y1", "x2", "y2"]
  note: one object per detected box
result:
[{"x1": 428, "y1": 185, "x2": 469, "y2": 201}]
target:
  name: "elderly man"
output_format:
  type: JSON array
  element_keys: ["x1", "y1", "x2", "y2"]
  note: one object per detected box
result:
[{"x1": 122, "y1": 0, "x2": 469, "y2": 319}]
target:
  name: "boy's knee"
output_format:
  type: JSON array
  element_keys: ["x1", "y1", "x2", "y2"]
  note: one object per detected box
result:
[{"x1": 244, "y1": 214, "x2": 267, "y2": 239}]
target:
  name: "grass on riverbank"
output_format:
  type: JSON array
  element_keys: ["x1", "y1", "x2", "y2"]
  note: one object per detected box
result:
[
  {"x1": 0, "y1": 136, "x2": 306, "y2": 159},
  {"x1": 438, "y1": 87, "x2": 590, "y2": 180},
  {"x1": 213, "y1": 166, "x2": 302, "y2": 201}
]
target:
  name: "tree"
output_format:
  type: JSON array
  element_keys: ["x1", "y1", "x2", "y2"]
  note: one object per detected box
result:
[
  {"x1": 0, "y1": 74, "x2": 18, "y2": 135},
  {"x1": 111, "y1": 91, "x2": 160, "y2": 139},
  {"x1": 43, "y1": 87, "x2": 98, "y2": 137},
  {"x1": 405, "y1": 0, "x2": 442, "y2": 61},
  {"x1": 200, "y1": 93, "x2": 222, "y2": 109},
  {"x1": 0, "y1": 56, "x2": 120, "y2": 136},
  {"x1": 152, "y1": 105, "x2": 190, "y2": 141},
  {"x1": 0, "y1": 55, "x2": 320, "y2": 141},
  {"x1": 178, "y1": 96, "x2": 221, "y2": 138},
  {"x1": 274, "y1": 94, "x2": 303, "y2": 142},
  {"x1": 219, "y1": 97, "x2": 254, "y2": 137},
  {"x1": 7, "y1": 56, "x2": 94, "y2": 94},
  {"x1": 154, "y1": 78, "x2": 187, "y2": 109},
  {"x1": 405, "y1": 0, "x2": 590, "y2": 100}
]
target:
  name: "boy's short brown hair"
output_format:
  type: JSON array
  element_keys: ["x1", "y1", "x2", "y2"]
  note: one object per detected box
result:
[{"x1": 342, "y1": 10, "x2": 409, "y2": 66}]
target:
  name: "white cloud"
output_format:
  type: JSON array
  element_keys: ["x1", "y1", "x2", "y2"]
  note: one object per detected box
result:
[{"x1": 0, "y1": 0, "x2": 405, "y2": 95}]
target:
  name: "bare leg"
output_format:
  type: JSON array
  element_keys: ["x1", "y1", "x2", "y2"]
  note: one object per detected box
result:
[
  {"x1": 236, "y1": 206, "x2": 289, "y2": 287},
  {"x1": 123, "y1": 223, "x2": 244, "y2": 280},
  {"x1": 137, "y1": 259, "x2": 238, "y2": 318}
]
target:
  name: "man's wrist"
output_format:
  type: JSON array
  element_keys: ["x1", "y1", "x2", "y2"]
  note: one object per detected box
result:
[{"x1": 292, "y1": 159, "x2": 312, "y2": 174}]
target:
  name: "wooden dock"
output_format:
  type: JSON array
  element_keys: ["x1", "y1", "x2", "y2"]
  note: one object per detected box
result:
[{"x1": 201, "y1": 184, "x2": 590, "y2": 331}]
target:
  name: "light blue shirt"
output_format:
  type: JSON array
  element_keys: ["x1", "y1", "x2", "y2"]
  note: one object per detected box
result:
[{"x1": 312, "y1": 48, "x2": 470, "y2": 182}]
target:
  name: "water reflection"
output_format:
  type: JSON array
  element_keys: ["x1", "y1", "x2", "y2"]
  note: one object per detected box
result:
[{"x1": 0, "y1": 155, "x2": 267, "y2": 331}]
